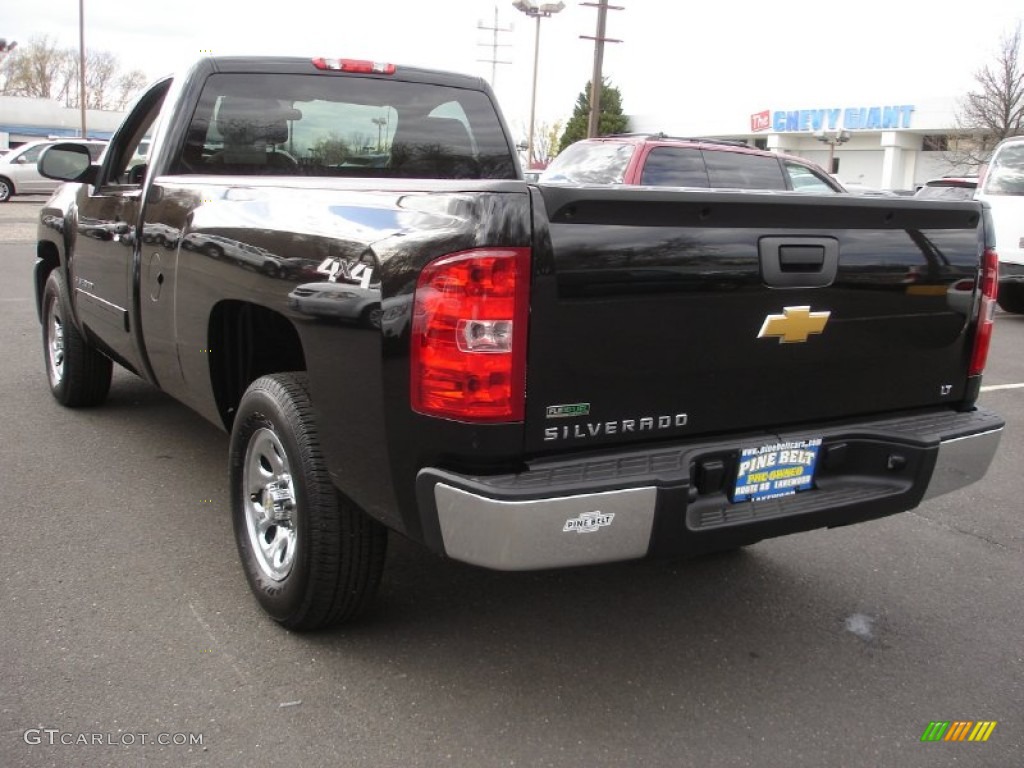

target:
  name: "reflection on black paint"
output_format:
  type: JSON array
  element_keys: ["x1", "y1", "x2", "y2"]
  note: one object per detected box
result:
[{"x1": 288, "y1": 282, "x2": 382, "y2": 328}]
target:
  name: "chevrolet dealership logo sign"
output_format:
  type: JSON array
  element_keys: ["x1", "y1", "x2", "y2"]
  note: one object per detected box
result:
[{"x1": 758, "y1": 306, "x2": 831, "y2": 344}]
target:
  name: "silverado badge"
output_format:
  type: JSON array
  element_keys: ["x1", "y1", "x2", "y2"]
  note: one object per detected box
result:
[{"x1": 758, "y1": 306, "x2": 831, "y2": 343}]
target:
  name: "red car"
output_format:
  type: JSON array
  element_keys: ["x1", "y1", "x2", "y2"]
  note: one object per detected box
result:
[{"x1": 540, "y1": 133, "x2": 844, "y2": 193}]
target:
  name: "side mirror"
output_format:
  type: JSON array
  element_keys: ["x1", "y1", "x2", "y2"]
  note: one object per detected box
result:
[
  {"x1": 127, "y1": 163, "x2": 147, "y2": 185},
  {"x1": 39, "y1": 143, "x2": 97, "y2": 184}
]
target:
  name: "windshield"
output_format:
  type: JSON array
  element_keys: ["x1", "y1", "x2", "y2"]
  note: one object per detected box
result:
[
  {"x1": 540, "y1": 141, "x2": 635, "y2": 184},
  {"x1": 981, "y1": 141, "x2": 1024, "y2": 196}
]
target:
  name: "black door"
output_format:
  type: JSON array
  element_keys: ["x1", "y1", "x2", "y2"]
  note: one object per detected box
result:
[{"x1": 70, "y1": 79, "x2": 170, "y2": 373}]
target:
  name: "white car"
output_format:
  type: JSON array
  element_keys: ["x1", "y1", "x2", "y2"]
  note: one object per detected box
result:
[
  {"x1": 0, "y1": 139, "x2": 107, "y2": 202},
  {"x1": 976, "y1": 136, "x2": 1024, "y2": 313}
]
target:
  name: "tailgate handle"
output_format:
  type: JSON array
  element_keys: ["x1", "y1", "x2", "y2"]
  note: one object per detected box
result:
[
  {"x1": 779, "y1": 245, "x2": 825, "y2": 271},
  {"x1": 760, "y1": 237, "x2": 838, "y2": 288}
]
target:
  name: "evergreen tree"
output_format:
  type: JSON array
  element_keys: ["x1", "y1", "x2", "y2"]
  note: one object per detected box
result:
[{"x1": 557, "y1": 80, "x2": 629, "y2": 153}]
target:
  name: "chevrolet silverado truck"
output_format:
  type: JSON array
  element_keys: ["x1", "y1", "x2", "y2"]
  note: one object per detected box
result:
[{"x1": 34, "y1": 56, "x2": 1004, "y2": 630}]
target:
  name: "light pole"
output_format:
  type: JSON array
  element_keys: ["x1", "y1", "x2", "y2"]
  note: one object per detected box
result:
[
  {"x1": 372, "y1": 116, "x2": 387, "y2": 152},
  {"x1": 79, "y1": 0, "x2": 87, "y2": 137},
  {"x1": 512, "y1": 1, "x2": 564, "y2": 170},
  {"x1": 814, "y1": 129, "x2": 851, "y2": 175}
]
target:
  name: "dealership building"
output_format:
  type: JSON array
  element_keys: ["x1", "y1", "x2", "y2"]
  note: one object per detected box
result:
[
  {"x1": 0, "y1": 95, "x2": 125, "y2": 149},
  {"x1": 629, "y1": 96, "x2": 969, "y2": 192}
]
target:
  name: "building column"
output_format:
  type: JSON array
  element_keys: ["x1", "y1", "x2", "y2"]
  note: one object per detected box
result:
[
  {"x1": 880, "y1": 131, "x2": 922, "y2": 190},
  {"x1": 766, "y1": 134, "x2": 801, "y2": 154}
]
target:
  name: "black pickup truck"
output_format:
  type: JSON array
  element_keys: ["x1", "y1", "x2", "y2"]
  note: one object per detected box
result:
[{"x1": 34, "y1": 56, "x2": 1004, "y2": 630}]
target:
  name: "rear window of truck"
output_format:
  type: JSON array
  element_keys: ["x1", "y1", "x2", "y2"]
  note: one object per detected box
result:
[{"x1": 172, "y1": 73, "x2": 517, "y2": 180}]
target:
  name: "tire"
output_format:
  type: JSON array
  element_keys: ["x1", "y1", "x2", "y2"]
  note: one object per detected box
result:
[
  {"x1": 41, "y1": 271, "x2": 113, "y2": 406},
  {"x1": 0, "y1": 176, "x2": 12, "y2": 203},
  {"x1": 360, "y1": 304, "x2": 383, "y2": 329},
  {"x1": 997, "y1": 282, "x2": 1024, "y2": 314},
  {"x1": 230, "y1": 373, "x2": 387, "y2": 630}
]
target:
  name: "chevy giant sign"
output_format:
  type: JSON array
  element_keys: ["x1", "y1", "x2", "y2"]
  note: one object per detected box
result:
[{"x1": 750, "y1": 105, "x2": 914, "y2": 133}]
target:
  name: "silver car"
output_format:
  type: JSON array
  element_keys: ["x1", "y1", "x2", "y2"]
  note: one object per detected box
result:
[{"x1": 0, "y1": 139, "x2": 107, "y2": 202}]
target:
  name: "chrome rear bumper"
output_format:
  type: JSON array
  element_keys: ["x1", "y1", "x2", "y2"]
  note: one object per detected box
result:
[{"x1": 419, "y1": 408, "x2": 1004, "y2": 570}]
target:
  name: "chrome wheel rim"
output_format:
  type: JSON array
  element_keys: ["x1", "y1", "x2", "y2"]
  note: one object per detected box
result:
[
  {"x1": 243, "y1": 427, "x2": 298, "y2": 581},
  {"x1": 46, "y1": 299, "x2": 65, "y2": 387}
]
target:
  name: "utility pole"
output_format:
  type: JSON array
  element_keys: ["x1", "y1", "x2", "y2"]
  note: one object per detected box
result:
[
  {"x1": 580, "y1": 0, "x2": 622, "y2": 138},
  {"x1": 477, "y1": 6, "x2": 512, "y2": 89}
]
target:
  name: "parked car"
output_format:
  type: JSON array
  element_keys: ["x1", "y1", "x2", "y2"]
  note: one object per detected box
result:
[
  {"x1": 914, "y1": 176, "x2": 979, "y2": 201},
  {"x1": 975, "y1": 136, "x2": 1024, "y2": 313},
  {"x1": 0, "y1": 139, "x2": 106, "y2": 202},
  {"x1": 540, "y1": 133, "x2": 844, "y2": 193}
]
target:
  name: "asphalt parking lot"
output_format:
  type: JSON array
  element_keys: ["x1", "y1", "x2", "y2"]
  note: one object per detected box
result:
[{"x1": 1, "y1": 197, "x2": 1021, "y2": 767}]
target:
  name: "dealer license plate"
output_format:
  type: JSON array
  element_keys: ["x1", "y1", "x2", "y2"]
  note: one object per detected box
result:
[{"x1": 733, "y1": 437, "x2": 822, "y2": 502}]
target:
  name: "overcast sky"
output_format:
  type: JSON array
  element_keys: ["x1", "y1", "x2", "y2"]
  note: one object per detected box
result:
[{"x1": 2, "y1": 0, "x2": 1022, "y2": 139}]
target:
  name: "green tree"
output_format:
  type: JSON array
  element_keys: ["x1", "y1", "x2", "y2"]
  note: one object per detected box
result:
[{"x1": 557, "y1": 79, "x2": 629, "y2": 153}]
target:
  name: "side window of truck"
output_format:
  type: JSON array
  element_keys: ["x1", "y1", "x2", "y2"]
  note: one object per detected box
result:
[
  {"x1": 100, "y1": 79, "x2": 170, "y2": 188},
  {"x1": 172, "y1": 73, "x2": 516, "y2": 180},
  {"x1": 703, "y1": 149, "x2": 787, "y2": 190},
  {"x1": 639, "y1": 147, "x2": 709, "y2": 187}
]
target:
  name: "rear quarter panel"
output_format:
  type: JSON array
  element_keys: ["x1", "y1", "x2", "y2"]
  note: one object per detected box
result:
[{"x1": 143, "y1": 176, "x2": 532, "y2": 535}]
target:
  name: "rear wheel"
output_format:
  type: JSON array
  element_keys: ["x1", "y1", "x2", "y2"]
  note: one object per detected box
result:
[
  {"x1": 41, "y1": 271, "x2": 112, "y2": 406},
  {"x1": 230, "y1": 373, "x2": 387, "y2": 630},
  {"x1": 0, "y1": 177, "x2": 12, "y2": 202},
  {"x1": 997, "y1": 282, "x2": 1024, "y2": 314}
]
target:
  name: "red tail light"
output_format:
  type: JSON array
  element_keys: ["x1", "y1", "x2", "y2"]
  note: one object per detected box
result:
[
  {"x1": 312, "y1": 58, "x2": 396, "y2": 74},
  {"x1": 969, "y1": 247, "x2": 999, "y2": 376},
  {"x1": 411, "y1": 248, "x2": 530, "y2": 422}
]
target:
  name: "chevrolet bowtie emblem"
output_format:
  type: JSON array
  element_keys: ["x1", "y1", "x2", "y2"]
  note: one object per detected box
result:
[{"x1": 758, "y1": 306, "x2": 831, "y2": 343}]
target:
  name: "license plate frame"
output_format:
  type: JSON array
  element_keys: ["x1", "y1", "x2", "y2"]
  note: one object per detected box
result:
[{"x1": 733, "y1": 437, "x2": 822, "y2": 503}]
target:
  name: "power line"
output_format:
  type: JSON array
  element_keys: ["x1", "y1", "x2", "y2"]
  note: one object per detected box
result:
[{"x1": 477, "y1": 6, "x2": 513, "y2": 89}]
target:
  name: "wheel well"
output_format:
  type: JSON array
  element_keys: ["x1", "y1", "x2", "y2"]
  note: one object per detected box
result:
[
  {"x1": 208, "y1": 301, "x2": 307, "y2": 430},
  {"x1": 35, "y1": 241, "x2": 60, "y2": 320}
]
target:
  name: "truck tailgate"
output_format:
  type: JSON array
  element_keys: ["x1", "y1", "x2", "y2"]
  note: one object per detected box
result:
[{"x1": 524, "y1": 187, "x2": 984, "y2": 455}]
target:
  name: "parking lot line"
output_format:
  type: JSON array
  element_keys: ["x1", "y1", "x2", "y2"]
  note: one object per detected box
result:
[{"x1": 980, "y1": 382, "x2": 1024, "y2": 392}]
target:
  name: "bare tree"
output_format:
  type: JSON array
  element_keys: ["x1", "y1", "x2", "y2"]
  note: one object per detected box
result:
[
  {"x1": 514, "y1": 119, "x2": 564, "y2": 166},
  {"x1": 116, "y1": 69, "x2": 148, "y2": 110},
  {"x1": 0, "y1": 35, "x2": 147, "y2": 111},
  {"x1": 533, "y1": 119, "x2": 563, "y2": 165},
  {"x1": 947, "y1": 23, "x2": 1024, "y2": 168},
  {"x1": 0, "y1": 35, "x2": 68, "y2": 99}
]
